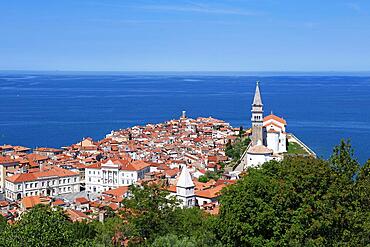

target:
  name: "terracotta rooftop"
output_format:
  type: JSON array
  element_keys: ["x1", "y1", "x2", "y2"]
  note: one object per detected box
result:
[
  {"x1": 103, "y1": 186, "x2": 129, "y2": 198},
  {"x1": 66, "y1": 209, "x2": 91, "y2": 222},
  {"x1": 75, "y1": 197, "x2": 89, "y2": 205},
  {"x1": 195, "y1": 184, "x2": 227, "y2": 199},
  {"x1": 247, "y1": 145, "x2": 273, "y2": 155},
  {"x1": 7, "y1": 166, "x2": 78, "y2": 183},
  {"x1": 263, "y1": 114, "x2": 287, "y2": 125}
]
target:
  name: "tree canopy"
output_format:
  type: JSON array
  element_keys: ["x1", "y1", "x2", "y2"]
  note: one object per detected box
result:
[{"x1": 217, "y1": 140, "x2": 370, "y2": 246}]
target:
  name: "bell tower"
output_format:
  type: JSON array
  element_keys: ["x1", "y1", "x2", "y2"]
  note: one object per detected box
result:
[{"x1": 251, "y1": 81, "x2": 263, "y2": 146}]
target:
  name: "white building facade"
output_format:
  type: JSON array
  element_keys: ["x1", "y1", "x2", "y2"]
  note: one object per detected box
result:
[
  {"x1": 5, "y1": 166, "x2": 80, "y2": 201},
  {"x1": 85, "y1": 159, "x2": 150, "y2": 193},
  {"x1": 176, "y1": 165, "x2": 196, "y2": 208},
  {"x1": 263, "y1": 114, "x2": 287, "y2": 153}
]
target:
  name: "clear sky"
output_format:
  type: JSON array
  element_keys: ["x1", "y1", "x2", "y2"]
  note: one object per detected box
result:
[{"x1": 1, "y1": 0, "x2": 370, "y2": 71}]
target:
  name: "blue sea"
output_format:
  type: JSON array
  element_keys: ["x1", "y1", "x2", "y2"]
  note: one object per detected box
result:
[{"x1": 0, "y1": 72, "x2": 369, "y2": 163}]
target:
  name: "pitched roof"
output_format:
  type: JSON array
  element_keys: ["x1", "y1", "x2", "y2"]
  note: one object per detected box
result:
[
  {"x1": 52, "y1": 199, "x2": 66, "y2": 206},
  {"x1": 66, "y1": 209, "x2": 91, "y2": 222},
  {"x1": 21, "y1": 196, "x2": 41, "y2": 209},
  {"x1": 252, "y1": 81, "x2": 263, "y2": 106},
  {"x1": 7, "y1": 173, "x2": 37, "y2": 183},
  {"x1": 99, "y1": 159, "x2": 150, "y2": 171},
  {"x1": 103, "y1": 186, "x2": 129, "y2": 198},
  {"x1": 7, "y1": 166, "x2": 78, "y2": 183},
  {"x1": 263, "y1": 114, "x2": 287, "y2": 125},
  {"x1": 75, "y1": 197, "x2": 89, "y2": 204},
  {"x1": 0, "y1": 156, "x2": 18, "y2": 165},
  {"x1": 176, "y1": 165, "x2": 194, "y2": 188},
  {"x1": 195, "y1": 184, "x2": 227, "y2": 199},
  {"x1": 247, "y1": 144, "x2": 273, "y2": 155}
]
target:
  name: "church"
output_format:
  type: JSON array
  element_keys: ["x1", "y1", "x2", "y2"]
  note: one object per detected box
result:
[{"x1": 245, "y1": 82, "x2": 287, "y2": 168}]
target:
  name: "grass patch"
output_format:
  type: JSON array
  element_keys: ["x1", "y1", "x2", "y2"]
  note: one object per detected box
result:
[
  {"x1": 287, "y1": 141, "x2": 308, "y2": 155},
  {"x1": 225, "y1": 137, "x2": 251, "y2": 168}
]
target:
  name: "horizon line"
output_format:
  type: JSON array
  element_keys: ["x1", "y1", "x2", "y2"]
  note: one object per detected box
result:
[{"x1": 1, "y1": 69, "x2": 370, "y2": 76}]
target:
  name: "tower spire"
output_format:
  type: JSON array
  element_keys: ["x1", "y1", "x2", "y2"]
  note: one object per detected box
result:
[
  {"x1": 251, "y1": 81, "x2": 264, "y2": 146},
  {"x1": 253, "y1": 81, "x2": 263, "y2": 106}
]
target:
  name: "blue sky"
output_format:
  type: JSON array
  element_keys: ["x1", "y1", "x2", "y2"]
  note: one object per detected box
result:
[{"x1": 1, "y1": 0, "x2": 370, "y2": 71}]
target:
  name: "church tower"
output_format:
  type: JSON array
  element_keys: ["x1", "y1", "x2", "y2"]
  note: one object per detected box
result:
[
  {"x1": 176, "y1": 165, "x2": 195, "y2": 208},
  {"x1": 251, "y1": 81, "x2": 264, "y2": 146}
]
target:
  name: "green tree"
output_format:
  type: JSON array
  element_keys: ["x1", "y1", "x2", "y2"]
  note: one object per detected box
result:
[
  {"x1": 150, "y1": 234, "x2": 197, "y2": 247},
  {"x1": 198, "y1": 175, "x2": 209, "y2": 183},
  {"x1": 217, "y1": 140, "x2": 370, "y2": 246},
  {"x1": 121, "y1": 183, "x2": 179, "y2": 244},
  {"x1": 91, "y1": 216, "x2": 125, "y2": 246},
  {"x1": 0, "y1": 214, "x2": 6, "y2": 232},
  {"x1": 1, "y1": 204, "x2": 75, "y2": 247}
]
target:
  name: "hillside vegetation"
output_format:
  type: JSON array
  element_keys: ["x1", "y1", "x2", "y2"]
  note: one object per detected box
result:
[{"x1": 0, "y1": 140, "x2": 369, "y2": 246}]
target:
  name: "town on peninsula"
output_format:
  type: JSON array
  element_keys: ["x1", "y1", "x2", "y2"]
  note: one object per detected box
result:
[
  {"x1": 0, "y1": 82, "x2": 312, "y2": 216},
  {"x1": 0, "y1": 82, "x2": 368, "y2": 246}
]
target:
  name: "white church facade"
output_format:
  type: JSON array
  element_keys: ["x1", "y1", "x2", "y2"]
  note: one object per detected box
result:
[
  {"x1": 175, "y1": 165, "x2": 196, "y2": 208},
  {"x1": 246, "y1": 82, "x2": 287, "y2": 168}
]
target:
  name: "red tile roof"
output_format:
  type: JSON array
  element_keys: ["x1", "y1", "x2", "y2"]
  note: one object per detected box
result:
[
  {"x1": 52, "y1": 199, "x2": 66, "y2": 206},
  {"x1": 263, "y1": 114, "x2": 287, "y2": 125},
  {"x1": 66, "y1": 209, "x2": 91, "y2": 222},
  {"x1": 75, "y1": 197, "x2": 89, "y2": 204},
  {"x1": 195, "y1": 184, "x2": 227, "y2": 199},
  {"x1": 7, "y1": 166, "x2": 78, "y2": 183},
  {"x1": 21, "y1": 196, "x2": 42, "y2": 209},
  {"x1": 103, "y1": 186, "x2": 129, "y2": 198}
]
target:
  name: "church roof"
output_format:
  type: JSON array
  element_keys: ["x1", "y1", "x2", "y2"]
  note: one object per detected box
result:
[
  {"x1": 252, "y1": 81, "x2": 263, "y2": 106},
  {"x1": 176, "y1": 165, "x2": 194, "y2": 188},
  {"x1": 263, "y1": 114, "x2": 287, "y2": 125},
  {"x1": 247, "y1": 144, "x2": 273, "y2": 155}
]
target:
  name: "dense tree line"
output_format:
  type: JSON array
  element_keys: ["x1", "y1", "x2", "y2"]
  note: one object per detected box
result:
[{"x1": 0, "y1": 140, "x2": 369, "y2": 246}]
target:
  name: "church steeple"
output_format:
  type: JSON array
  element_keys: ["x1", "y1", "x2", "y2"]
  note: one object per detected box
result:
[
  {"x1": 251, "y1": 81, "x2": 264, "y2": 146},
  {"x1": 253, "y1": 81, "x2": 263, "y2": 106},
  {"x1": 176, "y1": 165, "x2": 195, "y2": 207}
]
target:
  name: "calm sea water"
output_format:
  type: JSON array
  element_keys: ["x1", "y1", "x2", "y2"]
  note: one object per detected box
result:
[{"x1": 0, "y1": 73, "x2": 369, "y2": 163}]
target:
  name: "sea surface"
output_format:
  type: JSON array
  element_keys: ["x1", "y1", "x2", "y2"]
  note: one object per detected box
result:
[{"x1": 0, "y1": 73, "x2": 369, "y2": 163}]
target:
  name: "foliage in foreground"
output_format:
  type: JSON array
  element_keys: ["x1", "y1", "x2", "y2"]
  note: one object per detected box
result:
[
  {"x1": 0, "y1": 140, "x2": 369, "y2": 246},
  {"x1": 217, "y1": 140, "x2": 370, "y2": 246}
]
